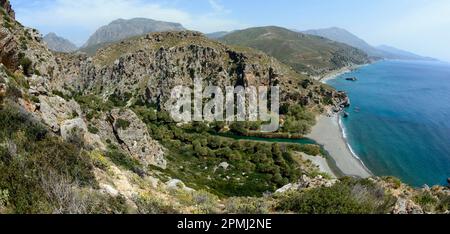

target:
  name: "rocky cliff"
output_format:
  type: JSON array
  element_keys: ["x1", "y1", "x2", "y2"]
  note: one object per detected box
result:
[
  {"x1": 0, "y1": 0, "x2": 14, "y2": 19},
  {"x1": 56, "y1": 31, "x2": 345, "y2": 112}
]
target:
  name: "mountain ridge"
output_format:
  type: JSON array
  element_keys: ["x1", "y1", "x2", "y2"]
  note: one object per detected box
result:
[
  {"x1": 43, "y1": 32, "x2": 78, "y2": 53},
  {"x1": 303, "y1": 27, "x2": 435, "y2": 61},
  {"x1": 220, "y1": 26, "x2": 370, "y2": 77},
  {"x1": 81, "y1": 18, "x2": 186, "y2": 51}
]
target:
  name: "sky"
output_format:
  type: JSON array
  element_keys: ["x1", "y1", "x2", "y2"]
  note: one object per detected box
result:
[{"x1": 9, "y1": 0, "x2": 450, "y2": 62}]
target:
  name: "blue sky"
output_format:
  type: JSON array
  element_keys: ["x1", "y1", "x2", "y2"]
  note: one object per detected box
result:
[{"x1": 10, "y1": 0, "x2": 450, "y2": 61}]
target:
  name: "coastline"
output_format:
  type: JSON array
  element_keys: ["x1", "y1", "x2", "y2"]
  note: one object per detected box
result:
[
  {"x1": 307, "y1": 63, "x2": 374, "y2": 178},
  {"x1": 307, "y1": 114, "x2": 372, "y2": 178},
  {"x1": 314, "y1": 63, "x2": 369, "y2": 83}
]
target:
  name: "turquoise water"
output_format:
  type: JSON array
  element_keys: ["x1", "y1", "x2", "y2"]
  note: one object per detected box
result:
[{"x1": 328, "y1": 60, "x2": 450, "y2": 187}]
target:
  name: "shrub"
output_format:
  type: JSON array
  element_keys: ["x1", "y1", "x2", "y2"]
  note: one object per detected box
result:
[
  {"x1": 414, "y1": 192, "x2": 438, "y2": 212},
  {"x1": 88, "y1": 125, "x2": 99, "y2": 134},
  {"x1": 115, "y1": 118, "x2": 130, "y2": 130},
  {"x1": 105, "y1": 145, "x2": 142, "y2": 174},
  {"x1": 276, "y1": 179, "x2": 395, "y2": 214},
  {"x1": 134, "y1": 193, "x2": 179, "y2": 214},
  {"x1": 133, "y1": 106, "x2": 157, "y2": 124},
  {"x1": 225, "y1": 197, "x2": 272, "y2": 214},
  {"x1": 19, "y1": 57, "x2": 33, "y2": 77}
]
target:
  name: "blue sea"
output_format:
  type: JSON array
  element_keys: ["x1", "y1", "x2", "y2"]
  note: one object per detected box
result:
[{"x1": 327, "y1": 60, "x2": 450, "y2": 187}]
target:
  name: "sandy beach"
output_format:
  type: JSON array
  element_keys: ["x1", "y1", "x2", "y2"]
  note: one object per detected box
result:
[
  {"x1": 301, "y1": 153, "x2": 338, "y2": 178},
  {"x1": 307, "y1": 115, "x2": 372, "y2": 178},
  {"x1": 315, "y1": 64, "x2": 368, "y2": 83}
]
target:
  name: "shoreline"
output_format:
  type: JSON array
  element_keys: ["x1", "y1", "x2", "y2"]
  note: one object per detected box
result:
[
  {"x1": 307, "y1": 114, "x2": 372, "y2": 178},
  {"x1": 305, "y1": 63, "x2": 374, "y2": 178},
  {"x1": 314, "y1": 63, "x2": 369, "y2": 83}
]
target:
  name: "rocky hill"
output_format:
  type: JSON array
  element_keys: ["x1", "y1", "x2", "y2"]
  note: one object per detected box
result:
[
  {"x1": 81, "y1": 18, "x2": 185, "y2": 54},
  {"x1": 57, "y1": 31, "x2": 343, "y2": 113},
  {"x1": 43, "y1": 33, "x2": 78, "y2": 53},
  {"x1": 0, "y1": 1, "x2": 449, "y2": 214},
  {"x1": 219, "y1": 26, "x2": 370, "y2": 77}
]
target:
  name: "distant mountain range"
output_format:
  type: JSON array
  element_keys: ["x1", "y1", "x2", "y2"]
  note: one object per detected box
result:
[
  {"x1": 375, "y1": 45, "x2": 436, "y2": 61},
  {"x1": 43, "y1": 33, "x2": 78, "y2": 53},
  {"x1": 44, "y1": 18, "x2": 436, "y2": 63},
  {"x1": 219, "y1": 26, "x2": 370, "y2": 77},
  {"x1": 303, "y1": 27, "x2": 435, "y2": 61},
  {"x1": 80, "y1": 18, "x2": 185, "y2": 54},
  {"x1": 205, "y1": 31, "x2": 230, "y2": 39}
]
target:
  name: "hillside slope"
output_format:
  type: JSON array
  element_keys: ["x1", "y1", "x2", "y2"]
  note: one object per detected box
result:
[
  {"x1": 220, "y1": 26, "x2": 370, "y2": 77},
  {"x1": 303, "y1": 27, "x2": 383, "y2": 58}
]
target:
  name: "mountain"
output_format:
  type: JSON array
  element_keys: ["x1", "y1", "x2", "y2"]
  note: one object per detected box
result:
[
  {"x1": 205, "y1": 31, "x2": 230, "y2": 39},
  {"x1": 376, "y1": 45, "x2": 436, "y2": 61},
  {"x1": 303, "y1": 27, "x2": 435, "y2": 61},
  {"x1": 303, "y1": 27, "x2": 383, "y2": 58},
  {"x1": 220, "y1": 26, "x2": 370, "y2": 77},
  {"x1": 81, "y1": 18, "x2": 185, "y2": 53},
  {"x1": 43, "y1": 33, "x2": 78, "y2": 53}
]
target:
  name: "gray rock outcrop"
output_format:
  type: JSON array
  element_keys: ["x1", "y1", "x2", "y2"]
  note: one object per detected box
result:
[
  {"x1": 43, "y1": 33, "x2": 78, "y2": 53},
  {"x1": 109, "y1": 109, "x2": 166, "y2": 169},
  {"x1": 38, "y1": 95, "x2": 82, "y2": 132}
]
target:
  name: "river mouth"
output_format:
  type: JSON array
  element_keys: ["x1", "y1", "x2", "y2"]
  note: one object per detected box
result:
[{"x1": 216, "y1": 133, "x2": 346, "y2": 178}]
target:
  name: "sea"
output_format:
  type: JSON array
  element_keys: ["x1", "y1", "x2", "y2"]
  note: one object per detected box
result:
[{"x1": 327, "y1": 60, "x2": 450, "y2": 187}]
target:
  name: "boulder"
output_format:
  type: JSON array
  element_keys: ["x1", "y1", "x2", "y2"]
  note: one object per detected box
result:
[
  {"x1": 28, "y1": 75, "x2": 50, "y2": 95},
  {"x1": 99, "y1": 184, "x2": 119, "y2": 197},
  {"x1": 166, "y1": 179, "x2": 194, "y2": 192},
  {"x1": 60, "y1": 118, "x2": 87, "y2": 142},
  {"x1": 110, "y1": 109, "x2": 166, "y2": 169},
  {"x1": 275, "y1": 183, "x2": 294, "y2": 194},
  {"x1": 218, "y1": 162, "x2": 229, "y2": 170},
  {"x1": 393, "y1": 198, "x2": 424, "y2": 214},
  {"x1": 38, "y1": 95, "x2": 82, "y2": 132},
  {"x1": 275, "y1": 175, "x2": 337, "y2": 194}
]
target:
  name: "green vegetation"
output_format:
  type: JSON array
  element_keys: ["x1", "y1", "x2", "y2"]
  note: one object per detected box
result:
[
  {"x1": 282, "y1": 104, "x2": 316, "y2": 134},
  {"x1": 74, "y1": 95, "x2": 114, "y2": 120},
  {"x1": 276, "y1": 178, "x2": 396, "y2": 214},
  {"x1": 19, "y1": 56, "x2": 33, "y2": 77},
  {"x1": 115, "y1": 118, "x2": 131, "y2": 130},
  {"x1": 105, "y1": 144, "x2": 143, "y2": 175},
  {"x1": 220, "y1": 26, "x2": 369, "y2": 76},
  {"x1": 0, "y1": 104, "x2": 94, "y2": 213},
  {"x1": 225, "y1": 197, "x2": 272, "y2": 214},
  {"x1": 414, "y1": 191, "x2": 439, "y2": 212},
  {"x1": 134, "y1": 193, "x2": 179, "y2": 214},
  {"x1": 1, "y1": 8, "x2": 13, "y2": 30},
  {"x1": 132, "y1": 105, "x2": 307, "y2": 197}
]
